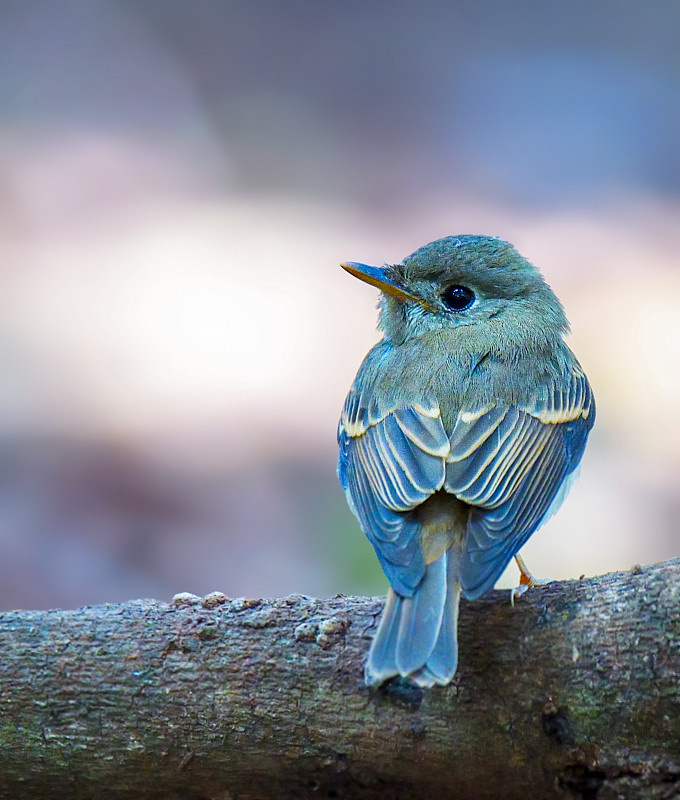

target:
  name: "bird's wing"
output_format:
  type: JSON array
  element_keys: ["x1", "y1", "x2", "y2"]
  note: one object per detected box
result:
[
  {"x1": 338, "y1": 383, "x2": 450, "y2": 596},
  {"x1": 445, "y1": 362, "x2": 595, "y2": 599}
]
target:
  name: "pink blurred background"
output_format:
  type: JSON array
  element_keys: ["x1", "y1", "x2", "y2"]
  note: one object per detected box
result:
[{"x1": 0, "y1": 1, "x2": 678, "y2": 610}]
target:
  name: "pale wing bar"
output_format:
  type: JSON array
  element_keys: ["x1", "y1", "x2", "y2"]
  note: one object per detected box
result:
[
  {"x1": 444, "y1": 366, "x2": 594, "y2": 599},
  {"x1": 337, "y1": 393, "x2": 449, "y2": 597}
]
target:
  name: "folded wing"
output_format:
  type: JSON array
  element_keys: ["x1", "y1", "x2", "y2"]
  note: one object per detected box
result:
[
  {"x1": 445, "y1": 363, "x2": 595, "y2": 598},
  {"x1": 338, "y1": 384, "x2": 450, "y2": 596}
]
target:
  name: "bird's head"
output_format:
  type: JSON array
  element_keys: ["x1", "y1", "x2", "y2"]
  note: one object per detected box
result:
[{"x1": 341, "y1": 235, "x2": 569, "y2": 348}]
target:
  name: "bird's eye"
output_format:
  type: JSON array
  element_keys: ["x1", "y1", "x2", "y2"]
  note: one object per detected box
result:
[{"x1": 441, "y1": 285, "x2": 475, "y2": 311}]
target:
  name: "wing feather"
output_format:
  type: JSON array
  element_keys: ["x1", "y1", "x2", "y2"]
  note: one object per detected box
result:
[
  {"x1": 448, "y1": 405, "x2": 508, "y2": 460},
  {"x1": 448, "y1": 407, "x2": 519, "y2": 497},
  {"x1": 393, "y1": 407, "x2": 451, "y2": 456},
  {"x1": 339, "y1": 348, "x2": 595, "y2": 601},
  {"x1": 445, "y1": 362, "x2": 595, "y2": 599},
  {"x1": 338, "y1": 384, "x2": 450, "y2": 596}
]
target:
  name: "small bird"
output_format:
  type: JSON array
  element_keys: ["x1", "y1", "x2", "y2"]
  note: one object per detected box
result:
[{"x1": 337, "y1": 235, "x2": 595, "y2": 687}]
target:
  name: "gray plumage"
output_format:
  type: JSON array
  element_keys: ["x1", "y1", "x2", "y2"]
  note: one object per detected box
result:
[{"x1": 337, "y1": 235, "x2": 595, "y2": 686}]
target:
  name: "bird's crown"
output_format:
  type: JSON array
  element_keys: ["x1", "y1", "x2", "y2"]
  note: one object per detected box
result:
[{"x1": 396, "y1": 235, "x2": 549, "y2": 300}]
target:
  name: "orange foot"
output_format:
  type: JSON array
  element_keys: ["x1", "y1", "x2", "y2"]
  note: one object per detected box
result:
[{"x1": 510, "y1": 554, "x2": 551, "y2": 606}]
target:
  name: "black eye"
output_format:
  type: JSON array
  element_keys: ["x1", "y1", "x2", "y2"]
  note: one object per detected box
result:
[{"x1": 442, "y1": 285, "x2": 475, "y2": 311}]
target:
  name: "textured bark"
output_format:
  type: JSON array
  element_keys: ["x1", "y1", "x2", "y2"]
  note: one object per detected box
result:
[{"x1": 1, "y1": 560, "x2": 680, "y2": 800}]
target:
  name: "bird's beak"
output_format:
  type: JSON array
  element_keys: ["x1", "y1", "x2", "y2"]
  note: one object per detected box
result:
[{"x1": 340, "y1": 262, "x2": 436, "y2": 311}]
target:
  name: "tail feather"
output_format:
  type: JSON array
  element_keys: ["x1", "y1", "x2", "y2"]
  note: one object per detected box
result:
[
  {"x1": 365, "y1": 548, "x2": 462, "y2": 687},
  {"x1": 417, "y1": 565, "x2": 460, "y2": 684},
  {"x1": 365, "y1": 588, "x2": 400, "y2": 684},
  {"x1": 395, "y1": 553, "x2": 447, "y2": 675}
]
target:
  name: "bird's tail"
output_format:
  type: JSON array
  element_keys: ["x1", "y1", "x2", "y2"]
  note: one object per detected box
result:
[{"x1": 365, "y1": 547, "x2": 461, "y2": 687}]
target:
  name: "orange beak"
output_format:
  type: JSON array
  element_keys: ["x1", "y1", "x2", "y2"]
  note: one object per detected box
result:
[{"x1": 340, "y1": 262, "x2": 436, "y2": 312}]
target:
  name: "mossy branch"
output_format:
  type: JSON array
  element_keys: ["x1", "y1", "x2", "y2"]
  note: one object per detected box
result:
[{"x1": 1, "y1": 560, "x2": 680, "y2": 799}]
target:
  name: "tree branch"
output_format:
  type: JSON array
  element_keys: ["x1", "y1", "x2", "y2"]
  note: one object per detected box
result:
[{"x1": 2, "y1": 559, "x2": 680, "y2": 799}]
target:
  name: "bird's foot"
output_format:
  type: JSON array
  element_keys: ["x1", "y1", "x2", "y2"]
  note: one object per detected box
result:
[{"x1": 510, "y1": 554, "x2": 551, "y2": 606}]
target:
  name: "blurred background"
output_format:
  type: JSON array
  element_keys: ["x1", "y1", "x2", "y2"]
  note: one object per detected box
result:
[{"x1": 0, "y1": 0, "x2": 678, "y2": 611}]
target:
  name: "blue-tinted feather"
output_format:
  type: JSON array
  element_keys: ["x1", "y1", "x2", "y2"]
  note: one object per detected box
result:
[
  {"x1": 440, "y1": 367, "x2": 595, "y2": 600},
  {"x1": 338, "y1": 386, "x2": 448, "y2": 597}
]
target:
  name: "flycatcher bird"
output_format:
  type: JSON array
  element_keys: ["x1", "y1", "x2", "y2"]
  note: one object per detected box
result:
[{"x1": 337, "y1": 235, "x2": 595, "y2": 687}]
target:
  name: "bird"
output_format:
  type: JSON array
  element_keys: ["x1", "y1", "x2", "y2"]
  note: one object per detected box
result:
[{"x1": 337, "y1": 235, "x2": 595, "y2": 687}]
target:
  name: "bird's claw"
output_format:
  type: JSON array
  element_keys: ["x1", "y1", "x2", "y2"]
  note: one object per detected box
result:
[
  {"x1": 510, "y1": 583, "x2": 529, "y2": 606},
  {"x1": 510, "y1": 554, "x2": 551, "y2": 606}
]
